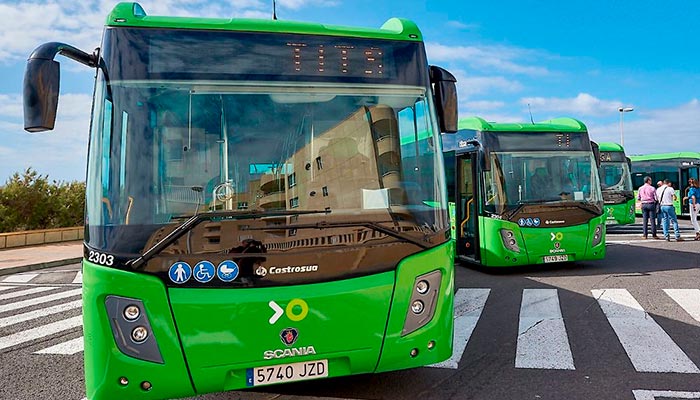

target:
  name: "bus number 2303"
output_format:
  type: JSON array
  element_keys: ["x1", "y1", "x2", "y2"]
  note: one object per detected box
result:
[{"x1": 87, "y1": 250, "x2": 114, "y2": 266}]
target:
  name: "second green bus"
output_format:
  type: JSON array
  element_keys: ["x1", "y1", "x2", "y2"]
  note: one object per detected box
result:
[{"x1": 442, "y1": 117, "x2": 606, "y2": 267}]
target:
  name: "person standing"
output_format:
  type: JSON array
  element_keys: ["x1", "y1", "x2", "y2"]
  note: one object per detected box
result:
[
  {"x1": 683, "y1": 178, "x2": 700, "y2": 240},
  {"x1": 637, "y1": 176, "x2": 659, "y2": 239},
  {"x1": 655, "y1": 180, "x2": 664, "y2": 229},
  {"x1": 657, "y1": 179, "x2": 683, "y2": 241}
]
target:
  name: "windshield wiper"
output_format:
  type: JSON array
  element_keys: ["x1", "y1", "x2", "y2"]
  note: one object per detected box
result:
[
  {"x1": 243, "y1": 220, "x2": 430, "y2": 249},
  {"x1": 127, "y1": 209, "x2": 331, "y2": 270}
]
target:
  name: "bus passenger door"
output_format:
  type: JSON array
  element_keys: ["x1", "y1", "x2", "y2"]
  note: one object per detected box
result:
[{"x1": 456, "y1": 153, "x2": 479, "y2": 261}]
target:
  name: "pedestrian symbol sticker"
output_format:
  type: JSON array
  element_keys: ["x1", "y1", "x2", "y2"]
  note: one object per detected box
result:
[
  {"x1": 193, "y1": 261, "x2": 215, "y2": 283},
  {"x1": 168, "y1": 262, "x2": 192, "y2": 284},
  {"x1": 217, "y1": 260, "x2": 240, "y2": 282}
]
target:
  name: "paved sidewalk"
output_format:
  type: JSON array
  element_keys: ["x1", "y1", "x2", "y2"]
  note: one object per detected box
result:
[{"x1": 0, "y1": 241, "x2": 83, "y2": 276}]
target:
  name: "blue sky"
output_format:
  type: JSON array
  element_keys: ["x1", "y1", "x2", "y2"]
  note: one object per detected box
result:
[{"x1": 1, "y1": 0, "x2": 699, "y2": 182}]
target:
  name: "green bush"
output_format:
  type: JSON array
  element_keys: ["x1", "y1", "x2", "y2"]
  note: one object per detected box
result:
[{"x1": 0, "y1": 168, "x2": 85, "y2": 232}]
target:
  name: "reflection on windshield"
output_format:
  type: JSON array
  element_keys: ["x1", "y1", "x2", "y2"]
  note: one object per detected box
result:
[
  {"x1": 599, "y1": 162, "x2": 633, "y2": 191},
  {"x1": 85, "y1": 81, "x2": 448, "y2": 259},
  {"x1": 483, "y1": 151, "x2": 603, "y2": 214}
]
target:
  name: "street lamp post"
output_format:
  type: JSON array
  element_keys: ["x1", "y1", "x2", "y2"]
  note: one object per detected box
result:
[{"x1": 618, "y1": 107, "x2": 634, "y2": 147}]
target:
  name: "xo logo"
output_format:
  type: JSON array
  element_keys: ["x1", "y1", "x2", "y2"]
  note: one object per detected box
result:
[{"x1": 268, "y1": 298, "x2": 309, "y2": 324}]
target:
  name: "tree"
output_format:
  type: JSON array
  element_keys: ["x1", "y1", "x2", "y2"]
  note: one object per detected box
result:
[{"x1": 0, "y1": 168, "x2": 85, "y2": 232}]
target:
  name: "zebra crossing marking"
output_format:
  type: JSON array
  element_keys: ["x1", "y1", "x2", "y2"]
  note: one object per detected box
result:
[
  {"x1": 593, "y1": 288, "x2": 700, "y2": 374},
  {"x1": 664, "y1": 289, "x2": 700, "y2": 323},
  {"x1": 72, "y1": 271, "x2": 82, "y2": 284},
  {"x1": 633, "y1": 389, "x2": 700, "y2": 399},
  {"x1": 0, "y1": 286, "x2": 56, "y2": 301},
  {"x1": 0, "y1": 288, "x2": 82, "y2": 314},
  {"x1": 429, "y1": 288, "x2": 490, "y2": 369},
  {"x1": 0, "y1": 299, "x2": 82, "y2": 328},
  {"x1": 0, "y1": 315, "x2": 82, "y2": 351},
  {"x1": 2, "y1": 273, "x2": 38, "y2": 283},
  {"x1": 516, "y1": 289, "x2": 574, "y2": 370},
  {"x1": 35, "y1": 336, "x2": 84, "y2": 355},
  {"x1": 0, "y1": 286, "x2": 18, "y2": 292}
]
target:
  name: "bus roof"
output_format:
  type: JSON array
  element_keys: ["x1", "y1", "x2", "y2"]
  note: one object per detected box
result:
[
  {"x1": 597, "y1": 142, "x2": 626, "y2": 153},
  {"x1": 107, "y1": 2, "x2": 423, "y2": 41},
  {"x1": 629, "y1": 152, "x2": 700, "y2": 162},
  {"x1": 457, "y1": 116, "x2": 587, "y2": 133}
]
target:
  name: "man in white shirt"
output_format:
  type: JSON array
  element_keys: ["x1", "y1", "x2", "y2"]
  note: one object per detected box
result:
[{"x1": 657, "y1": 179, "x2": 683, "y2": 241}]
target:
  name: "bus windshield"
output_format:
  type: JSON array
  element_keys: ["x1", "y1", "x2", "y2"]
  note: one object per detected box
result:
[
  {"x1": 599, "y1": 160, "x2": 633, "y2": 191},
  {"x1": 85, "y1": 28, "x2": 448, "y2": 282},
  {"x1": 483, "y1": 150, "x2": 603, "y2": 213}
]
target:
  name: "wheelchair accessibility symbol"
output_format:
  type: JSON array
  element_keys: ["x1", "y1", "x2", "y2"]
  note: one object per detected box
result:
[
  {"x1": 193, "y1": 261, "x2": 215, "y2": 283},
  {"x1": 217, "y1": 260, "x2": 240, "y2": 282}
]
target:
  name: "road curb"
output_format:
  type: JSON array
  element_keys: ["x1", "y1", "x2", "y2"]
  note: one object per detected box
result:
[{"x1": 0, "y1": 257, "x2": 83, "y2": 276}]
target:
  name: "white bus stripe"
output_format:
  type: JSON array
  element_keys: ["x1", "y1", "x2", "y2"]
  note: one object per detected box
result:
[
  {"x1": 429, "y1": 288, "x2": 490, "y2": 369},
  {"x1": 516, "y1": 289, "x2": 575, "y2": 370},
  {"x1": 0, "y1": 288, "x2": 82, "y2": 314},
  {"x1": 2, "y1": 274, "x2": 38, "y2": 283},
  {"x1": 593, "y1": 289, "x2": 700, "y2": 373},
  {"x1": 72, "y1": 271, "x2": 83, "y2": 284},
  {"x1": 664, "y1": 289, "x2": 700, "y2": 323},
  {"x1": 35, "y1": 336, "x2": 84, "y2": 355},
  {"x1": 0, "y1": 286, "x2": 18, "y2": 292},
  {"x1": 0, "y1": 286, "x2": 56, "y2": 301},
  {"x1": 0, "y1": 315, "x2": 83, "y2": 351},
  {"x1": 0, "y1": 299, "x2": 82, "y2": 328}
]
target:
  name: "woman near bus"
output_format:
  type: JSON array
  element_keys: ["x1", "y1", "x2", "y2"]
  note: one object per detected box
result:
[{"x1": 683, "y1": 178, "x2": 700, "y2": 240}]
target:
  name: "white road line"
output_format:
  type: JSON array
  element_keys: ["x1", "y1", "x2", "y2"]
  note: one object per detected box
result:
[
  {"x1": 0, "y1": 288, "x2": 82, "y2": 314},
  {"x1": 0, "y1": 286, "x2": 56, "y2": 301},
  {"x1": 429, "y1": 288, "x2": 490, "y2": 369},
  {"x1": 664, "y1": 289, "x2": 700, "y2": 323},
  {"x1": 0, "y1": 286, "x2": 17, "y2": 292},
  {"x1": 515, "y1": 289, "x2": 575, "y2": 370},
  {"x1": 0, "y1": 315, "x2": 83, "y2": 351},
  {"x1": 35, "y1": 336, "x2": 84, "y2": 355},
  {"x1": 0, "y1": 299, "x2": 82, "y2": 328},
  {"x1": 633, "y1": 389, "x2": 700, "y2": 399},
  {"x1": 593, "y1": 289, "x2": 700, "y2": 373},
  {"x1": 2, "y1": 274, "x2": 38, "y2": 283},
  {"x1": 72, "y1": 271, "x2": 82, "y2": 284}
]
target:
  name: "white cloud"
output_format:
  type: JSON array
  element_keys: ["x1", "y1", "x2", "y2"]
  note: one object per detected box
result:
[
  {"x1": 452, "y1": 69, "x2": 523, "y2": 98},
  {"x1": 277, "y1": 0, "x2": 340, "y2": 10},
  {"x1": 445, "y1": 21, "x2": 479, "y2": 30},
  {"x1": 0, "y1": 0, "x2": 336, "y2": 62},
  {"x1": 520, "y1": 93, "x2": 624, "y2": 117},
  {"x1": 426, "y1": 42, "x2": 551, "y2": 76},
  {"x1": 588, "y1": 99, "x2": 700, "y2": 156},
  {"x1": 0, "y1": 91, "x2": 91, "y2": 182},
  {"x1": 464, "y1": 100, "x2": 505, "y2": 111}
]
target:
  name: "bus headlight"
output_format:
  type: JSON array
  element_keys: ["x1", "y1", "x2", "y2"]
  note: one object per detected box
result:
[
  {"x1": 500, "y1": 229, "x2": 520, "y2": 252},
  {"x1": 592, "y1": 224, "x2": 603, "y2": 247},
  {"x1": 402, "y1": 270, "x2": 441, "y2": 336},
  {"x1": 105, "y1": 296, "x2": 163, "y2": 363}
]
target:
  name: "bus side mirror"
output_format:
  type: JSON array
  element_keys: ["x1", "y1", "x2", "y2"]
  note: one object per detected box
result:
[
  {"x1": 430, "y1": 65, "x2": 458, "y2": 133},
  {"x1": 590, "y1": 141, "x2": 601, "y2": 168},
  {"x1": 24, "y1": 58, "x2": 60, "y2": 132}
]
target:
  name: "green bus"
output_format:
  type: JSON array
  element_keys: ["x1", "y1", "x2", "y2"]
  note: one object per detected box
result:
[
  {"x1": 23, "y1": 3, "x2": 459, "y2": 399},
  {"x1": 442, "y1": 117, "x2": 605, "y2": 267},
  {"x1": 597, "y1": 142, "x2": 635, "y2": 225},
  {"x1": 630, "y1": 152, "x2": 700, "y2": 216}
]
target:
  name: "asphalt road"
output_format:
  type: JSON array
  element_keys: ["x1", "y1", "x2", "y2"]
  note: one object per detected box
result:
[{"x1": 0, "y1": 222, "x2": 698, "y2": 400}]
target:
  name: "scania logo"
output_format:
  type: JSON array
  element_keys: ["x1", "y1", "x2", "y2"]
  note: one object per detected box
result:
[
  {"x1": 280, "y1": 328, "x2": 299, "y2": 346},
  {"x1": 263, "y1": 346, "x2": 317, "y2": 360}
]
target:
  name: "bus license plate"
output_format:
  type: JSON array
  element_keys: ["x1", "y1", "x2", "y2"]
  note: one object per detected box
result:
[
  {"x1": 543, "y1": 255, "x2": 569, "y2": 263},
  {"x1": 249, "y1": 359, "x2": 328, "y2": 386}
]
